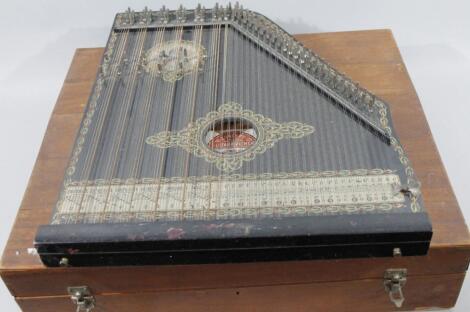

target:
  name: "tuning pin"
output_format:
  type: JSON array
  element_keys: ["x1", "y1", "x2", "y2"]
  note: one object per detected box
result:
[
  {"x1": 199, "y1": 5, "x2": 207, "y2": 22},
  {"x1": 333, "y1": 75, "x2": 344, "y2": 92},
  {"x1": 240, "y1": 9, "x2": 248, "y2": 24},
  {"x1": 224, "y1": 2, "x2": 232, "y2": 20},
  {"x1": 348, "y1": 83, "x2": 358, "y2": 100},
  {"x1": 363, "y1": 92, "x2": 373, "y2": 107},
  {"x1": 320, "y1": 63, "x2": 329, "y2": 78},
  {"x1": 272, "y1": 35, "x2": 280, "y2": 49},
  {"x1": 309, "y1": 55, "x2": 318, "y2": 69},
  {"x1": 264, "y1": 30, "x2": 271, "y2": 41},
  {"x1": 352, "y1": 83, "x2": 363, "y2": 102},
  {"x1": 292, "y1": 50, "x2": 300, "y2": 61},
  {"x1": 366, "y1": 94, "x2": 376, "y2": 112},
  {"x1": 176, "y1": 5, "x2": 187, "y2": 23},
  {"x1": 282, "y1": 34, "x2": 291, "y2": 45},
  {"x1": 342, "y1": 80, "x2": 352, "y2": 98},
  {"x1": 302, "y1": 51, "x2": 310, "y2": 61},
  {"x1": 281, "y1": 40, "x2": 288, "y2": 53},
  {"x1": 194, "y1": 3, "x2": 201, "y2": 22},
  {"x1": 212, "y1": 3, "x2": 220, "y2": 21},
  {"x1": 357, "y1": 87, "x2": 367, "y2": 103},
  {"x1": 246, "y1": 10, "x2": 255, "y2": 26},
  {"x1": 247, "y1": 18, "x2": 254, "y2": 30},
  {"x1": 159, "y1": 5, "x2": 169, "y2": 23},
  {"x1": 223, "y1": 4, "x2": 229, "y2": 20},
  {"x1": 254, "y1": 19, "x2": 262, "y2": 33},
  {"x1": 298, "y1": 50, "x2": 308, "y2": 65},
  {"x1": 126, "y1": 7, "x2": 135, "y2": 25},
  {"x1": 329, "y1": 69, "x2": 338, "y2": 87},
  {"x1": 355, "y1": 89, "x2": 365, "y2": 105},
  {"x1": 369, "y1": 95, "x2": 377, "y2": 111},
  {"x1": 283, "y1": 42, "x2": 290, "y2": 55},
  {"x1": 296, "y1": 47, "x2": 306, "y2": 61},
  {"x1": 339, "y1": 80, "x2": 350, "y2": 98},
  {"x1": 141, "y1": 6, "x2": 152, "y2": 24},
  {"x1": 290, "y1": 41, "x2": 299, "y2": 51},
  {"x1": 322, "y1": 67, "x2": 332, "y2": 83},
  {"x1": 245, "y1": 11, "x2": 253, "y2": 26},
  {"x1": 299, "y1": 50, "x2": 309, "y2": 66},
  {"x1": 312, "y1": 60, "x2": 322, "y2": 75},
  {"x1": 260, "y1": 23, "x2": 268, "y2": 36},
  {"x1": 269, "y1": 33, "x2": 278, "y2": 45},
  {"x1": 276, "y1": 39, "x2": 284, "y2": 51},
  {"x1": 317, "y1": 64, "x2": 327, "y2": 77},
  {"x1": 233, "y1": 2, "x2": 240, "y2": 19}
]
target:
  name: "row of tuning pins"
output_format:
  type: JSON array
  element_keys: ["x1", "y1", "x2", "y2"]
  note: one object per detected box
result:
[
  {"x1": 229, "y1": 6, "x2": 377, "y2": 111},
  {"x1": 122, "y1": 7, "x2": 151, "y2": 25},
  {"x1": 122, "y1": 2, "x2": 244, "y2": 25},
  {"x1": 211, "y1": 2, "x2": 244, "y2": 21},
  {"x1": 237, "y1": 12, "x2": 322, "y2": 74},
  {"x1": 240, "y1": 14, "x2": 375, "y2": 111}
]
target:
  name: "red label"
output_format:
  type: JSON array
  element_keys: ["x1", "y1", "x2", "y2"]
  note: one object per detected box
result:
[{"x1": 208, "y1": 130, "x2": 257, "y2": 153}]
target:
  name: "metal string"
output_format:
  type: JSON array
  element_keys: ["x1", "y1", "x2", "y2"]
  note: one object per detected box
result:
[
  {"x1": 153, "y1": 25, "x2": 185, "y2": 220},
  {"x1": 257, "y1": 30, "x2": 272, "y2": 217},
  {"x1": 227, "y1": 26, "x2": 237, "y2": 213},
  {"x1": 281, "y1": 36, "x2": 300, "y2": 217},
  {"x1": 272, "y1": 31, "x2": 285, "y2": 216},
  {"x1": 65, "y1": 14, "x2": 404, "y2": 224},
  {"x1": 180, "y1": 24, "x2": 204, "y2": 219},
  {"x1": 206, "y1": 23, "x2": 222, "y2": 219},
  {"x1": 100, "y1": 26, "x2": 149, "y2": 220},
  {"x1": 219, "y1": 23, "x2": 230, "y2": 216},
  {"x1": 257, "y1": 23, "x2": 269, "y2": 217},
  {"x1": 74, "y1": 27, "x2": 131, "y2": 221},
  {"x1": 214, "y1": 22, "x2": 224, "y2": 218},
  {"x1": 125, "y1": 26, "x2": 166, "y2": 221}
]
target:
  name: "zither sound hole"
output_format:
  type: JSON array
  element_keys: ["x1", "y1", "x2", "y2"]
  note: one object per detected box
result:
[{"x1": 204, "y1": 117, "x2": 258, "y2": 155}]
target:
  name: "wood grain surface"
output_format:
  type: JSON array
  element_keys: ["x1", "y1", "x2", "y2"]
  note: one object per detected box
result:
[
  {"x1": 1, "y1": 29, "x2": 469, "y2": 311},
  {"x1": 15, "y1": 273, "x2": 466, "y2": 312}
]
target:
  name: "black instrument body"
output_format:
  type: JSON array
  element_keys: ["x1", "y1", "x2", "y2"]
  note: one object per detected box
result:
[{"x1": 35, "y1": 6, "x2": 432, "y2": 267}]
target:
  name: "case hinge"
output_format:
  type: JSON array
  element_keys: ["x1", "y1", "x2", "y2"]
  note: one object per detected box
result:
[
  {"x1": 384, "y1": 268, "x2": 407, "y2": 308},
  {"x1": 67, "y1": 286, "x2": 95, "y2": 312}
]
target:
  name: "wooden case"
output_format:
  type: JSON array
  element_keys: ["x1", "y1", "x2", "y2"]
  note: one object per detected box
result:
[{"x1": 1, "y1": 29, "x2": 469, "y2": 312}]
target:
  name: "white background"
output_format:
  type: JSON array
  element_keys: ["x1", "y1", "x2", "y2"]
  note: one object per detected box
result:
[{"x1": 1, "y1": 0, "x2": 469, "y2": 311}]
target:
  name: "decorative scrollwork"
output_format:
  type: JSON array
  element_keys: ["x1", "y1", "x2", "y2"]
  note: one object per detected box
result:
[
  {"x1": 143, "y1": 40, "x2": 206, "y2": 82},
  {"x1": 146, "y1": 102, "x2": 315, "y2": 172}
]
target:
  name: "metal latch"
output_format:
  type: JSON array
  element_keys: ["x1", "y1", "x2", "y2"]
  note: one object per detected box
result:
[
  {"x1": 384, "y1": 269, "x2": 407, "y2": 308},
  {"x1": 67, "y1": 286, "x2": 95, "y2": 312}
]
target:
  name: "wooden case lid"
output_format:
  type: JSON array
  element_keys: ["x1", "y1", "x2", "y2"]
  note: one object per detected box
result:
[{"x1": 1, "y1": 29, "x2": 469, "y2": 298}]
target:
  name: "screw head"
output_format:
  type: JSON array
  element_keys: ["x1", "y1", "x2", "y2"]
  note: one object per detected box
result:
[
  {"x1": 393, "y1": 248, "x2": 402, "y2": 257},
  {"x1": 59, "y1": 257, "x2": 69, "y2": 267}
]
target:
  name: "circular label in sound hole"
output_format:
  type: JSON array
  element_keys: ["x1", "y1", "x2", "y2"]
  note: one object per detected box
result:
[{"x1": 204, "y1": 118, "x2": 258, "y2": 155}]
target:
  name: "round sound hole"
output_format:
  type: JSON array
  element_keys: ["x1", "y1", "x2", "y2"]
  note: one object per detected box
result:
[{"x1": 204, "y1": 118, "x2": 258, "y2": 155}]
